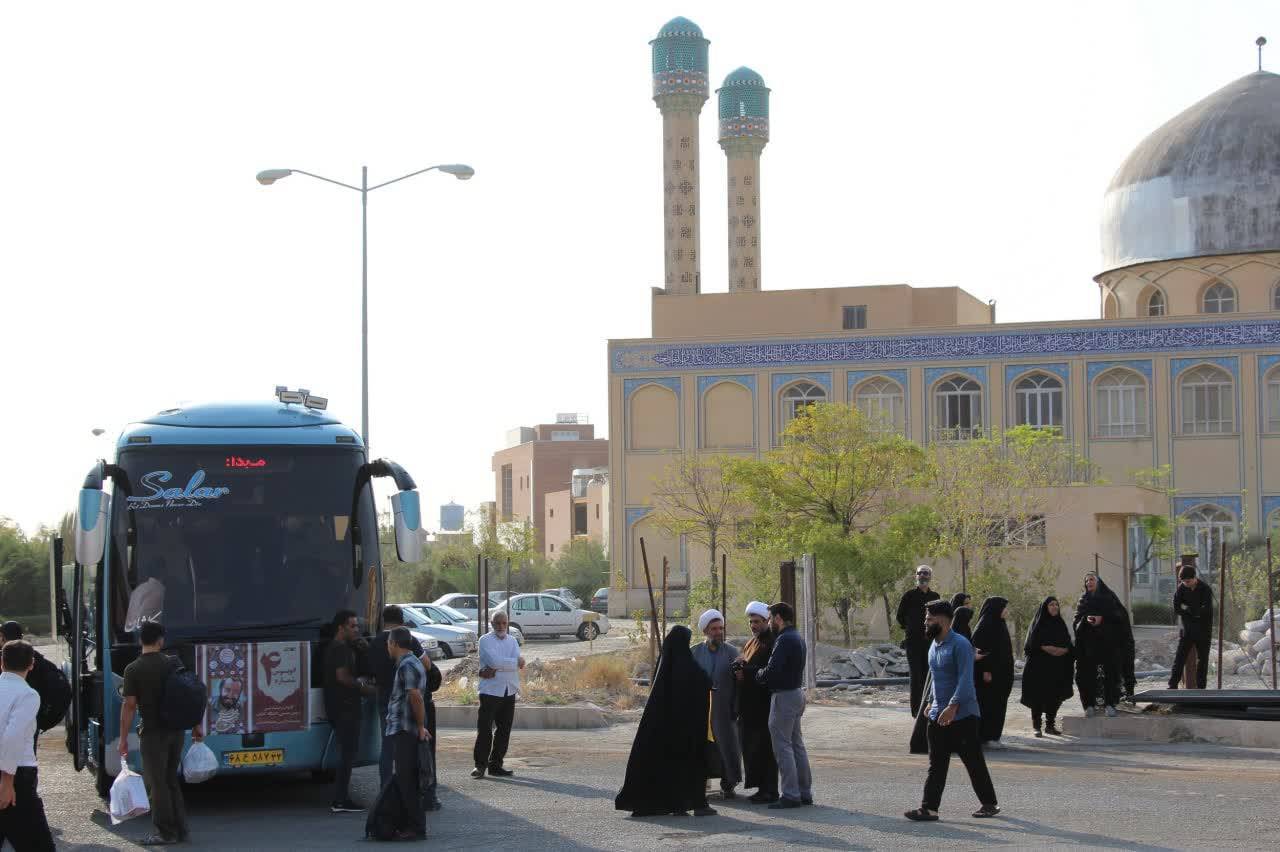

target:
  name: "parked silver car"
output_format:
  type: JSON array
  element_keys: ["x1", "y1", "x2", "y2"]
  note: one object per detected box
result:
[
  {"x1": 408, "y1": 602, "x2": 524, "y2": 646},
  {"x1": 398, "y1": 606, "x2": 478, "y2": 659},
  {"x1": 494, "y1": 593, "x2": 610, "y2": 641}
]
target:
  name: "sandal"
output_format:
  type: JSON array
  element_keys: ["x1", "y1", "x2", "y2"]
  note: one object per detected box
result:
[
  {"x1": 973, "y1": 805, "x2": 1001, "y2": 818},
  {"x1": 904, "y1": 807, "x2": 939, "y2": 821}
]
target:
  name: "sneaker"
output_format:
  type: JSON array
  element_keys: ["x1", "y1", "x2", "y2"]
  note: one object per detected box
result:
[
  {"x1": 720, "y1": 786, "x2": 737, "y2": 800},
  {"x1": 800, "y1": 796, "x2": 814, "y2": 806},
  {"x1": 139, "y1": 837, "x2": 179, "y2": 847},
  {"x1": 330, "y1": 800, "x2": 364, "y2": 814},
  {"x1": 768, "y1": 798, "x2": 803, "y2": 810},
  {"x1": 693, "y1": 806, "x2": 718, "y2": 817},
  {"x1": 1084, "y1": 707, "x2": 1097, "y2": 718},
  {"x1": 1105, "y1": 706, "x2": 1118, "y2": 718},
  {"x1": 1034, "y1": 729, "x2": 1044, "y2": 738},
  {"x1": 488, "y1": 766, "x2": 514, "y2": 777},
  {"x1": 972, "y1": 805, "x2": 1001, "y2": 818},
  {"x1": 470, "y1": 767, "x2": 486, "y2": 779},
  {"x1": 1045, "y1": 724, "x2": 1063, "y2": 736},
  {"x1": 748, "y1": 792, "x2": 779, "y2": 804}
]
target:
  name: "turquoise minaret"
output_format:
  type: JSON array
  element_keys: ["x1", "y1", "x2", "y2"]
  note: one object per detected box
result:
[
  {"x1": 718, "y1": 67, "x2": 770, "y2": 292},
  {"x1": 651, "y1": 17, "x2": 710, "y2": 294}
]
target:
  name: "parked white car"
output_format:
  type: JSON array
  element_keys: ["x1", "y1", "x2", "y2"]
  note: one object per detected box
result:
[
  {"x1": 493, "y1": 593, "x2": 610, "y2": 641},
  {"x1": 431, "y1": 593, "x2": 509, "y2": 622}
]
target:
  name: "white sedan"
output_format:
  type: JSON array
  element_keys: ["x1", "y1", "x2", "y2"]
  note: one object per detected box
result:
[{"x1": 493, "y1": 593, "x2": 610, "y2": 641}]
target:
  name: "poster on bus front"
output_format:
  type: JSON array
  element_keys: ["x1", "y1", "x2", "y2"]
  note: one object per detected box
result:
[{"x1": 198, "y1": 641, "x2": 309, "y2": 734}]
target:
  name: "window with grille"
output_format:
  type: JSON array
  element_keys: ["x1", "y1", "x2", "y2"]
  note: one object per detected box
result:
[
  {"x1": 1273, "y1": 285, "x2": 1280, "y2": 311},
  {"x1": 1202, "y1": 281, "x2": 1236, "y2": 313},
  {"x1": 1014, "y1": 373, "x2": 1064, "y2": 429},
  {"x1": 1146, "y1": 289, "x2": 1166, "y2": 317},
  {"x1": 842, "y1": 305, "x2": 867, "y2": 330},
  {"x1": 1180, "y1": 365, "x2": 1234, "y2": 434},
  {"x1": 854, "y1": 377, "x2": 905, "y2": 433},
  {"x1": 934, "y1": 376, "x2": 982, "y2": 440},
  {"x1": 780, "y1": 381, "x2": 827, "y2": 426},
  {"x1": 1094, "y1": 369, "x2": 1148, "y2": 437},
  {"x1": 501, "y1": 465, "x2": 513, "y2": 520},
  {"x1": 1268, "y1": 370, "x2": 1280, "y2": 432},
  {"x1": 1178, "y1": 506, "x2": 1234, "y2": 577}
]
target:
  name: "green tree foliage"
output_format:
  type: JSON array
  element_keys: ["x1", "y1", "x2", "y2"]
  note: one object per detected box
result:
[
  {"x1": 0, "y1": 518, "x2": 53, "y2": 633},
  {"x1": 552, "y1": 539, "x2": 610, "y2": 606},
  {"x1": 965, "y1": 559, "x2": 1061, "y2": 647},
  {"x1": 648, "y1": 454, "x2": 748, "y2": 596}
]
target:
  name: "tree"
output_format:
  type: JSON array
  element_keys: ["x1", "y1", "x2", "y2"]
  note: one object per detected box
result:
[
  {"x1": 965, "y1": 558, "x2": 1061, "y2": 645},
  {"x1": 928, "y1": 425, "x2": 1098, "y2": 584},
  {"x1": 648, "y1": 454, "x2": 748, "y2": 597},
  {"x1": 553, "y1": 539, "x2": 610, "y2": 604},
  {"x1": 1130, "y1": 465, "x2": 1175, "y2": 584},
  {"x1": 730, "y1": 403, "x2": 931, "y2": 638}
]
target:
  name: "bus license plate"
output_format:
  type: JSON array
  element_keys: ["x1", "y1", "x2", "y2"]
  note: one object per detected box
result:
[{"x1": 223, "y1": 749, "x2": 284, "y2": 768}]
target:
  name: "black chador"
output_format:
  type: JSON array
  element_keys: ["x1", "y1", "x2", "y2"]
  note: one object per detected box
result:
[
  {"x1": 615, "y1": 625, "x2": 712, "y2": 817},
  {"x1": 1019, "y1": 597, "x2": 1074, "y2": 734},
  {"x1": 972, "y1": 597, "x2": 1014, "y2": 743},
  {"x1": 736, "y1": 628, "x2": 778, "y2": 799}
]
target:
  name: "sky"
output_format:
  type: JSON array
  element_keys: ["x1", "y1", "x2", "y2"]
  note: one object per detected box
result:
[{"x1": 1, "y1": 1, "x2": 1277, "y2": 534}]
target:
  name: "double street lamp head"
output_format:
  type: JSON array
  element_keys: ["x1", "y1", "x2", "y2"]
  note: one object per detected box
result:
[{"x1": 254, "y1": 164, "x2": 475, "y2": 186}]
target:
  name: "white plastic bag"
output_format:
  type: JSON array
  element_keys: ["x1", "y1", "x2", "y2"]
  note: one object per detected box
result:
[
  {"x1": 182, "y1": 741, "x2": 218, "y2": 784},
  {"x1": 109, "y1": 767, "x2": 150, "y2": 825}
]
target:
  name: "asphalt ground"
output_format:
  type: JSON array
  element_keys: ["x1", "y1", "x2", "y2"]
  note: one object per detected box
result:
[{"x1": 38, "y1": 699, "x2": 1280, "y2": 851}]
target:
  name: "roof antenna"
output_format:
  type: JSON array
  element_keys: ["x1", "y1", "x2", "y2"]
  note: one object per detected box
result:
[{"x1": 1258, "y1": 36, "x2": 1267, "y2": 72}]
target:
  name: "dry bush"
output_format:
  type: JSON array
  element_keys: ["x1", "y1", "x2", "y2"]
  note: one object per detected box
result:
[{"x1": 570, "y1": 656, "x2": 631, "y2": 691}]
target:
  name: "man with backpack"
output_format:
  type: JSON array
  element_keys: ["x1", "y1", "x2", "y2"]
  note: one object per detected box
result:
[
  {"x1": 120, "y1": 620, "x2": 204, "y2": 846},
  {"x1": 0, "y1": 623, "x2": 71, "y2": 745}
]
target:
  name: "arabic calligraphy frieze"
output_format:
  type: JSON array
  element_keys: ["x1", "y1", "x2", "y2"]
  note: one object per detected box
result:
[{"x1": 609, "y1": 320, "x2": 1280, "y2": 374}]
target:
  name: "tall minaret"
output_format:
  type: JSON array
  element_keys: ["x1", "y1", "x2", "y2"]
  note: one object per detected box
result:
[
  {"x1": 717, "y1": 67, "x2": 770, "y2": 292},
  {"x1": 651, "y1": 17, "x2": 709, "y2": 295}
]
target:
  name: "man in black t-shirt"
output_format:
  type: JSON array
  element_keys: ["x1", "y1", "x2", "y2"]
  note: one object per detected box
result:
[
  {"x1": 324, "y1": 610, "x2": 373, "y2": 814},
  {"x1": 1169, "y1": 564, "x2": 1215, "y2": 690},
  {"x1": 896, "y1": 566, "x2": 941, "y2": 717},
  {"x1": 367, "y1": 606, "x2": 442, "y2": 807}
]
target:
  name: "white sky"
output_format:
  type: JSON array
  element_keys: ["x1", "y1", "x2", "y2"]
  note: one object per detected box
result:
[{"x1": 2, "y1": 1, "x2": 1277, "y2": 534}]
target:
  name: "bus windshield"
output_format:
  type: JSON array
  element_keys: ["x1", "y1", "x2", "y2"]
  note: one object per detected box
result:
[{"x1": 109, "y1": 446, "x2": 377, "y2": 642}]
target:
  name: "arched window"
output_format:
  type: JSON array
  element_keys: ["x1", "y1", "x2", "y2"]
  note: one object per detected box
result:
[
  {"x1": 854, "y1": 377, "x2": 905, "y2": 433},
  {"x1": 934, "y1": 376, "x2": 982, "y2": 440},
  {"x1": 780, "y1": 381, "x2": 826, "y2": 426},
  {"x1": 1093, "y1": 369, "x2": 1149, "y2": 437},
  {"x1": 1180, "y1": 365, "x2": 1234, "y2": 434},
  {"x1": 1177, "y1": 505, "x2": 1234, "y2": 576},
  {"x1": 1145, "y1": 288, "x2": 1166, "y2": 317},
  {"x1": 1103, "y1": 293, "x2": 1118, "y2": 319},
  {"x1": 1014, "y1": 373, "x2": 1064, "y2": 429},
  {"x1": 1272, "y1": 284, "x2": 1280, "y2": 311},
  {"x1": 1202, "y1": 281, "x2": 1236, "y2": 313},
  {"x1": 1266, "y1": 367, "x2": 1280, "y2": 433}
]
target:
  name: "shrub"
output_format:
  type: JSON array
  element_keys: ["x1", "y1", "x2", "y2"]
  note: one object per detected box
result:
[{"x1": 571, "y1": 656, "x2": 631, "y2": 692}]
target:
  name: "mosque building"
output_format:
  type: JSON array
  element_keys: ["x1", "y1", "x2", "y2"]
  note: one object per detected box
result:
[{"x1": 607, "y1": 17, "x2": 1280, "y2": 625}]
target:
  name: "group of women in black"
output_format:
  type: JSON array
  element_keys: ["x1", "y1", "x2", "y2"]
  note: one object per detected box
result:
[{"x1": 914, "y1": 571, "x2": 1136, "y2": 749}]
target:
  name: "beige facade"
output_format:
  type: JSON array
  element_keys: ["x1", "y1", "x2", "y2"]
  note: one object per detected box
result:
[{"x1": 544, "y1": 475, "x2": 610, "y2": 561}]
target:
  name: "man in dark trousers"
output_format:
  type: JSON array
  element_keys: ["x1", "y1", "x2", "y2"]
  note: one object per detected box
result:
[
  {"x1": 473, "y1": 611, "x2": 523, "y2": 779},
  {"x1": 1, "y1": 622, "x2": 69, "y2": 747},
  {"x1": 905, "y1": 600, "x2": 1000, "y2": 822},
  {"x1": 1169, "y1": 564, "x2": 1214, "y2": 690},
  {"x1": 369, "y1": 606, "x2": 442, "y2": 809},
  {"x1": 325, "y1": 610, "x2": 374, "y2": 814},
  {"x1": 120, "y1": 621, "x2": 203, "y2": 845},
  {"x1": 897, "y1": 565, "x2": 941, "y2": 717},
  {"x1": 756, "y1": 602, "x2": 812, "y2": 810},
  {"x1": 0, "y1": 639, "x2": 55, "y2": 852},
  {"x1": 383, "y1": 627, "x2": 430, "y2": 841}
]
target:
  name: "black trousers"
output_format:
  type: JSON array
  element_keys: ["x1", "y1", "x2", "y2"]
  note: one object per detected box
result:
[
  {"x1": 391, "y1": 733, "x2": 427, "y2": 836},
  {"x1": 474, "y1": 694, "x2": 515, "y2": 770},
  {"x1": 906, "y1": 638, "x2": 929, "y2": 717},
  {"x1": 140, "y1": 729, "x2": 188, "y2": 841},
  {"x1": 331, "y1": 713, "x2": 360, "y2": 804},
  {"x1": 1027, "y1": 700, "x2": 1062, "y2": 728},
  {"x1": 0, "y1": 767, "x2": 54, "y2": 852},
  {"x1": 1077, "y1": 655, "x2": 1120, "y2": 709},
  {"x1": 1120, "y1": 635, "x2": 1137, "y2": 695},
  {"x1": 739, "y1": 721, "x2": 778, "y2": 795},
  {"x1": 921, "y1": 716, "x2": 997, "y2": 812},
  {"x1": 1170, "y1": 633, "x2": 1211, "y2": 689}
]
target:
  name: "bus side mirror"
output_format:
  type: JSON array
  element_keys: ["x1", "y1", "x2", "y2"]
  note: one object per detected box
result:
[
  {"x1": 390, "y1": 491, "x2": 423, "y2": 563},
  {"x1": 75, "y1": 488, "x2": 110, "y2": 565}
]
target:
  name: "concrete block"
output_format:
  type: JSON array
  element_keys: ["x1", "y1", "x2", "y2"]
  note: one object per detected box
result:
[
  {"x1": 1062, "y1": 714, "x2": 1280, "y2": 749},
  {"x1": 436, "y1": 703, "x2": 607, "y2": 730}
]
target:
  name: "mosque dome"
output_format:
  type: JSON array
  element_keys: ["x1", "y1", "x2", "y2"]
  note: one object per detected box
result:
[
  {"x1": 717, "y1": 66, "x2": 770, "y2": 142},
  {"x1": 1099, "y1": 70, "x2": 1280, "y2": 275},
  {"x1": 651, "y1": 16, "x2": 710, "y2": 100}
]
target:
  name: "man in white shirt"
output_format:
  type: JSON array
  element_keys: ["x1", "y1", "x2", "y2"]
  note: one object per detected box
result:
[
  {"x1": 471, "y1": 611, "x2": 524, "y2": 779},
  {"x1": 0, "y1": 640, "x2": 55, "y2": 852}
]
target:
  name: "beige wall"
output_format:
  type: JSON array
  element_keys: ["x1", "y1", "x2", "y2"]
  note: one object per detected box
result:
[
  {"x1": 651, "y1": 284, "x2": 994, "y2": 339},
  {"x1": 1099, "y1": 252, "x2": 1280, "y2": 319},
  {"x1": 543, "y1": 480, "x2": 609, "y2": 561},
  {"x1": 492, "y1": 436, "x2": 608, "y2": 552}
]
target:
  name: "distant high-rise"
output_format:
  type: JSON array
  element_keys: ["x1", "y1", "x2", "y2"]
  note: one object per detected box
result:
[
  {"x1": 717, "y1": 67, "x2": 770, "y2": 292},
  {"x1": 651, "y1": 17, "x2": 709, "y2": 295},
  {"x1": 440, "y1": 501, "x2": 465, "y2": 532}
]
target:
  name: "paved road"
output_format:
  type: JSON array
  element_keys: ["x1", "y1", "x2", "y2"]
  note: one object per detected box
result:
[{"x1": 39, "y1": 701, "x2": 1280, "y2": 850}]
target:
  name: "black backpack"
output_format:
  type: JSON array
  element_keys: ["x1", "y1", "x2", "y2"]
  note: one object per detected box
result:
[
  {"x1": 365, "y1": 777, "x2": 406, "y2": 841},
  {"x1": 28, "y1": 652, "x2": 71, "y2": 733},
  {"x1": 158, "y1": 658, "x2": 207, "y2": 731}
]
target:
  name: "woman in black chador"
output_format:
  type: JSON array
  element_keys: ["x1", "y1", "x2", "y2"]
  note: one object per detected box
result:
[
  {"x1": 971, "y1": 597, "x2": 1014, "y2": 744},
  {"x1": 1073, "y1": 572, "x2": 1126, "y2": 716},
  {"x1": 1019, "y1": 596, "x2": 1074, "y2": 737},
  {"x1": 615, "y1": 625, "x2": 716, "y2": 818},
  {"x1": 952, "y1": 606, "x2": 975, "y2": 641}
]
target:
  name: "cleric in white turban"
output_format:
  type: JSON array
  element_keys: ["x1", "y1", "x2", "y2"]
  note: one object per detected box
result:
[
  {"x1": 745, "y1": 601, "x2": 770, "y2": 620},
  {"x1": 691, "y1": 608, "x2": 742, "y2": 797}
]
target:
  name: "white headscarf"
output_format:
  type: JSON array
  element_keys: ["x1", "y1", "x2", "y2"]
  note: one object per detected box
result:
[
  {"x1": 697, "y1": 609, "x2": 724, "y2": 633},
  {"x1": 745, "y1": 601, "x2": 770, "y2": 620}
]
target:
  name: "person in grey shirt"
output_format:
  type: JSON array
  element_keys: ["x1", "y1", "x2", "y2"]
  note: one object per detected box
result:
[{"x1": 691, "y1": 609, "x2": 742, "y2": 799}]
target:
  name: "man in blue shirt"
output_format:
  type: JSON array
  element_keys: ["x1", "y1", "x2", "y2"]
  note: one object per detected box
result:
[
  {"x1": 905, "y1": 600, "x2": 1000, "y2": 821},
  {"x1": 385, "y1": 627, "x2": 430, "y2": 840}
]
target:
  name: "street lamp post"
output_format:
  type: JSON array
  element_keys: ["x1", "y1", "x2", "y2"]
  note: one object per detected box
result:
[{"x1": 256, "y1": 162, "x2": 475, "y2": 449}]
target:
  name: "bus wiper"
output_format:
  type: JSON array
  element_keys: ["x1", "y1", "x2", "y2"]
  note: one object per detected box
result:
[{"x1": 197, "y1": 618, "x2": 327, "y2": 635}]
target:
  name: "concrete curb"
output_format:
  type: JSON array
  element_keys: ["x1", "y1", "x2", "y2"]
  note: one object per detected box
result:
[
  {"x1": 1062, "y1": 713, "x2": 1280, "y2": 748},
  {"x1": 436, "y1": 703, "x2": 608, "y2": 730}
]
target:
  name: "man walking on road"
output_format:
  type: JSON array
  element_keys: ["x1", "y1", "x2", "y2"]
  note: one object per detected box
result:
[
  {"x1": 384, "y1": 627, "x2": 430, "y2": 841},
  {"x1": 897, "y1": 565, "x2": 940, "y2": 718},
  {"x1": 0, "y1": 639, "x2": 55, "y2": 852},
  {"x1": 473, "y1": 611, "x2": 524, "y2": 779},
  {"x1": 325, "y1": 610, "x2": 373, "y2": 814},
  {"x1": 755, "y1": 602, "x2": 812, "y2": 810},
  {"x1": 905, "y1": 600, "x2": 1000, "y2": 822},
  {"x1": 120, "y1": 621, "x2": 203, "y2": 845}
]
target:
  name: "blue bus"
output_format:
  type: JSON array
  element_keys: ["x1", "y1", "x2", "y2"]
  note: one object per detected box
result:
[{"x1": 60, "y1": 389, "x2": 423, "y2": 796}]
